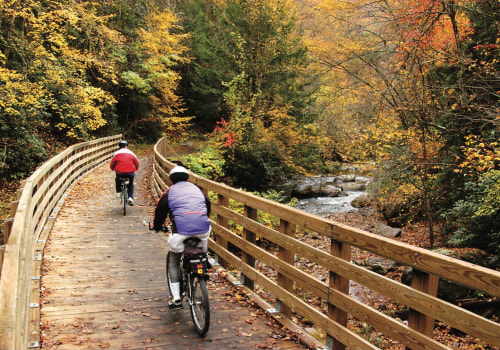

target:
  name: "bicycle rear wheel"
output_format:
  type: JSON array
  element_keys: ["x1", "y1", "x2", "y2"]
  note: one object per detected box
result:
[
  {"x1": 121, "y1": 186, "x2": 128, "y2": 215},
  {"x1": 189, "y1": 275, "x2": 210, "y2": 336}
]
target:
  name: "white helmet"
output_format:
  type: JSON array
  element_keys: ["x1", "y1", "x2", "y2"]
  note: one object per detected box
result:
[{"x1": 169, "y1": 166, "x2": 189, "y2": 183}]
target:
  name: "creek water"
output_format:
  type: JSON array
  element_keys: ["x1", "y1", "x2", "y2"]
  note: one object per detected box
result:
[
  {"x1": 296, "y1": 190, "x2": 366, "y2": 217},
  {"x1": 277, "y1": 174, "x2": 371, "y2": 217}
]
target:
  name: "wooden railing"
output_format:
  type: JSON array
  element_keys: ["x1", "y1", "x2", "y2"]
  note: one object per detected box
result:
[
  {"x1": 0, "y1": 135, "x2": 121, "y2": 350},
  {"x1": 153, "y1": 137, "x2": 500, "y2": 350}
]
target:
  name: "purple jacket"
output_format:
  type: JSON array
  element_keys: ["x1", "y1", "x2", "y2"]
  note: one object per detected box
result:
[{"x1": 153, "y1": 181, "x2": 211, "y2": 235}]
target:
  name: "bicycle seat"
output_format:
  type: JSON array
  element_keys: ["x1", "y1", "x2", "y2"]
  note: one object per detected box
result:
[
  {"x1": 119, "y1": 178, "x2": 130, "y2": 185},
  {"x1": 184, "y1": 237, "x2": 201, "y2": 247}
]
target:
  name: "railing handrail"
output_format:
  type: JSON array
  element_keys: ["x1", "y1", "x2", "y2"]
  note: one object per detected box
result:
[
  {"x1": 152, "y1": 137, "x2": 500, "y2": 350},
  {"x1": 0, "y1": 135, "x2": 121, "y2": 350}
]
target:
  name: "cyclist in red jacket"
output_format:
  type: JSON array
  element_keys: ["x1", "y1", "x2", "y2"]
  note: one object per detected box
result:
[{"x1": 110, "y1": 140, "x2": 139, "y2": 205}]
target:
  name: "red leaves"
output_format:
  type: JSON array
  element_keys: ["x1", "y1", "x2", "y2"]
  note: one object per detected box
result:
[{"x1": 214, "y1": 119, "x2": 238, "y2": 148}]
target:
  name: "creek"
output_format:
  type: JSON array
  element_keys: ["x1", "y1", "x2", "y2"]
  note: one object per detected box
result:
[{"x1": 276, "y1": 173, "x2": 371, "y2": 217}]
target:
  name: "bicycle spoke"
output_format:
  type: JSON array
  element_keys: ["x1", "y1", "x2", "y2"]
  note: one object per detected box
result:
[{"x1": 189, "y1": 275, "x2": 210, "y2": 336}]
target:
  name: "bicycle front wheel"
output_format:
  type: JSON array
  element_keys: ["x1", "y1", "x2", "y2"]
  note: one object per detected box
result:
[
  {"x1": 189, "y1": 275, "x2": 210, "y2": 336},
  {"x1": 166, "y1": 252, "x2": 175, "y2": 298}
]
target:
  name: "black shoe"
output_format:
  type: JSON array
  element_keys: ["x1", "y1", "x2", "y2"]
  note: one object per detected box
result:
[{"x1": 169, "y1": 299, "x2": 183, "y2": 310}]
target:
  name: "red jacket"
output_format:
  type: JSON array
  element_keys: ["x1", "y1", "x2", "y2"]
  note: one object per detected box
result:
[{"x1": 110, "y1": 148, "x2": 139, "y2": 174}]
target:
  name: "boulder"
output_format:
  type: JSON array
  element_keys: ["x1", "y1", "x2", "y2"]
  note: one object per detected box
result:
[
  {"x1": 291, "y1": 184, "x2": 344, "y2": 198},
  {"x1": 351, "y1": 195, "x2": 372, "y2": 208},
  {"x1": 371, "y1": 223, "x2": 402, "y2": 238},
  {"x1": 338, "y1": 174, "x2": 356, "y2": 182},
  {"x1": 354, "y1": 256, "x2": 398, "y2": 274},
  {"x1": 342, "y1": 182, "x2": 366, "y2": 191}
]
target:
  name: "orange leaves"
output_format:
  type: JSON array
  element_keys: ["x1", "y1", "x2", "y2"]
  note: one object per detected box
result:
[{"x1": 393, "y1": 0, "x2": 473, "y2": 62}]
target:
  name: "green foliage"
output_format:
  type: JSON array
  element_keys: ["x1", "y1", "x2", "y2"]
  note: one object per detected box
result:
[
  {"x1": 184, "y1": 147, "x2": 225, "y2": 180},
  {"x1": 115, "y1": 6, "x2": 192, "y2": 143},
  {"x1": 175, "y1": 0, "x2": 321, "y2": 189},
  {"x1": 0, "y1": 133, "x2": 47, "y2": 180},
  {"x1": 442, "y1": 170, "x2": 500, "y2": 267},
  {"x1": 176, "y1": 0, "x2": 233, "y2": 130},
  {"x1": 178, "y1": 0, "x2": 317, "y2": 132},
  {"x1": 222, "y1": 138, "x2": 291, "y2": 189},
  {"x1": 475, "y1": 171, "x2": 500, "y2": 217}
]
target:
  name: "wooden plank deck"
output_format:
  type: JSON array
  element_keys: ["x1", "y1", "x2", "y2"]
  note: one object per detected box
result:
[{"x1": 40, "y1": 156, "x2": 310, "y2": 350}]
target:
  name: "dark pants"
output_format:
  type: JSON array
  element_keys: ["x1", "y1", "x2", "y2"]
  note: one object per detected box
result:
[
  {"x1": 115, "y1": 173, "x2": 135, "y2": 198},
  {"x1": 169, "y1": 252, "x2": 183, "y2": 283}
]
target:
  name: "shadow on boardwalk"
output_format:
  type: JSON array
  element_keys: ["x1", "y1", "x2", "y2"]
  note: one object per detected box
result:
[{"x1": 40, "y1": 155, "x2": 310, "y2": 349}]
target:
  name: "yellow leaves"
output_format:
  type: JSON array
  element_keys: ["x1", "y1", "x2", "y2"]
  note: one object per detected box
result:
[
  {"x1": 0, "y1": 67, "x2": 46, "y2": 121},
  {"x1": 139, "y1": 9, "x2": 189, "y2": 62},
  {"x1": 0, "y1": 0, "x2": 126, "y2": 141},
  {"x1": 131, "y1": 6, "x2": 192, "y2": 139},
  {"x1": 458, "y1": 136, "x2": 500, "y2": 176}
]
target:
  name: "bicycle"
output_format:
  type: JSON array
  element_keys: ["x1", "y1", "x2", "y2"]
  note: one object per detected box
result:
[
  {"x1": 148, "y1": 223, "x2": 211, "y2": 336},
  {"x1": 118, "y1": 176, "x2": 129, "y2": 215}
]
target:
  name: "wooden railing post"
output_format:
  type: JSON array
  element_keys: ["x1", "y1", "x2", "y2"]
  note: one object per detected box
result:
[
  {"x1": 407, "y1": 269, "x2": 439, "y2": 350},
  {"x1": 277, "y1": 219, "x2": 295, "y2": 317},
  {"x1": 327, "y1": 240, "x2": 351, "y2": 350},
  {"x1": 216, "y1": 194, "x2": 229, "y2": 268},
  {"x1": 0, "y1": 245, "x2": 4, "y2": 278},
  {"x1": 2, "y1": 218, "x2": 13, "y2": 245},
  {"x1": 241, "y1": 205, "x2": 256, "y2": 289}
]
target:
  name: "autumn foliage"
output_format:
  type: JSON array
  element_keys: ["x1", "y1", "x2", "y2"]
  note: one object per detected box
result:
[
  {"x1": 0, "y1": 0, "x2": 189, "y2": 180},
  {"x1": 297, "y1": 0, "x2": 499, "y2": 259}
]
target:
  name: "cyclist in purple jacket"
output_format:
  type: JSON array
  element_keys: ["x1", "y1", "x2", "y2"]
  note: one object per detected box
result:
[{"x1": 153, "y1": 166, "x2": 211, "y2": 309}]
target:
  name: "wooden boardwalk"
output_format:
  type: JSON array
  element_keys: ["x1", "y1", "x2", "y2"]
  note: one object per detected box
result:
[{"x1": 40, "y1": 156, "x2": 310, "y2": 350}]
